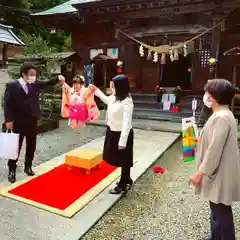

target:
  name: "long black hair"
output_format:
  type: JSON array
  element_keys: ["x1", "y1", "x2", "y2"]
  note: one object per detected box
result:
[{"x1": 112, "y1": 74, "x2": 130, "y2": 101}]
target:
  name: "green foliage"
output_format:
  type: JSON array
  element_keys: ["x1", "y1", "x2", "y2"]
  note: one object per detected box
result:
[
  {"x1": 29, "y1": 0, "x2": 67, "y2": 11},
  {"x1": 20, "y1": 31, "x2": 57, "y2": 55},
  {"x1": 2, "y1": 0, "x2": 71, "y2": 52},
  {"x1": 1, "y1": 0, "x2": 30, "y2": 8},
  {"x1": 8, "y1": 32, "x2": 65, "y2": 79},
  {"x1": 8, "y1": 67, "x2": 20, "y2": 80}
]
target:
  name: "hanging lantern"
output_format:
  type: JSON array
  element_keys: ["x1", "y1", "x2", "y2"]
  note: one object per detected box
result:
[
  {"x1": 139, "y1": 45, "x2": 144, "y2": 57},
  {"x1": 161, "y1": 53, "x2": 166, "y2": 64},
  {"x1": 117, "y1": 60, "x2": 123, "y2": 74},
  {"x1": 147, "y1": 49, "x2": 152, "y2": 60},
  {"x1": 169, "y1": 49, "x2": 174, "y2": 62},
  {"x1": 174, "y1": 49, "x2": 179, "y2": 60},
  {"x1": 116, "y1": 60, "x2": 123, "y2": 67},
  {"x1": 153, "y1": 52, "x2": 158, "y2": 63},
  {"x1": 183, "y1": 44, "x2": 188, "y2": 57}
]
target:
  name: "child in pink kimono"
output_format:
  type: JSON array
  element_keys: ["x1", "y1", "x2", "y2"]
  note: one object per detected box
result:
[
  {"x1": 59, "y1": 75, "x2": 100, "y2": 129},
  {"x1": 60, "y1": 76, "x2": 88, "y2": 129}
]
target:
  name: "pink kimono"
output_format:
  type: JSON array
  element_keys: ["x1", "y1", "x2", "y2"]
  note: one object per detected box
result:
[{"x1": 61, "y1": 83, "x2": 100, "y2": 129}]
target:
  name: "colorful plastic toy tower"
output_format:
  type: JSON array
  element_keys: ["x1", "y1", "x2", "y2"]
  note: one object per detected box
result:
[{"x1": 182, "y1": 125, "x2": 197, "y2": 162}]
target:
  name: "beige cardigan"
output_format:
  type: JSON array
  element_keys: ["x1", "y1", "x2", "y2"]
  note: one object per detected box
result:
[{"x1": 195, "y1": 106, "x2": 240, "y2": 205}]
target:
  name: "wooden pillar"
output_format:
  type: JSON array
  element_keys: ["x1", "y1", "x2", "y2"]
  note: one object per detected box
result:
[
  {"x1": 2, "y1": 43, "x2": 8, "y2": 63},
  {"x1": 210, "y1": 17, "x2": 221, "y2": 78}
]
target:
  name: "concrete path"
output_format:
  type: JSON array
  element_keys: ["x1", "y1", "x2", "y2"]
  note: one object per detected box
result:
[
  {"x1": 0, "y1": 130, "x2": 179, "y2": 240},
  {"x1": 82, "y1": 142, "x2": 240, "y2": 240}
]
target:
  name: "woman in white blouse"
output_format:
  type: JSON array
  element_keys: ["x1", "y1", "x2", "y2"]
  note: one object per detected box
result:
[{"x1": 89, "y1": 74, "x2": 134, "y2": 194}]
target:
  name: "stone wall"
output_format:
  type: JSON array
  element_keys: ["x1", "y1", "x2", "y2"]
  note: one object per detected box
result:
[{"x1": 0, "y1": 68, "x2": 12, "y2": 123}]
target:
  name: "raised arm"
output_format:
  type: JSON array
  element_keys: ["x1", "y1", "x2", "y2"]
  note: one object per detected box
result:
[
  {"x1": 62, "y1": 82, "x2": 72, "y2": 95},
  {"x1": 95, "y1": 88, "x2": 111, "y2": 105},
  {"x1": 198, "y1": 117, "x2": 230, "y2": 176},
  {"x1": 4, "y1": 82, "x2": 14, "y2": 123},
  {"x1": 118, "y1": 98, "x2": 134, "y2": 147}
]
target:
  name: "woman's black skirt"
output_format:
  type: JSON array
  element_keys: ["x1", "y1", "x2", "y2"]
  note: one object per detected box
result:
[{"x1": 103, "y1": 126, "x2": 134, "y2": 167}]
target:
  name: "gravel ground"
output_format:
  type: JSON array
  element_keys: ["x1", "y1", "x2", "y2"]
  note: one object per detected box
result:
[
  {"x1": 0, "y1": 120, "x2": 105, "y2": 182},
  {"x1": 82, "y1": 141, "x2": 240, "y2": 240}
]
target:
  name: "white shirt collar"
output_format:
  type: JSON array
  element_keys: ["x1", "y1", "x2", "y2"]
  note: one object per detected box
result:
[{"x1": 18, "y1": 77, "x2": 27, "y2": 87}]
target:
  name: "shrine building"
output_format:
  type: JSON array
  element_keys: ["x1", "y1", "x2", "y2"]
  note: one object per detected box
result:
[{"x1": 32, "y1": 0, "x2": 240, "y2": 121}]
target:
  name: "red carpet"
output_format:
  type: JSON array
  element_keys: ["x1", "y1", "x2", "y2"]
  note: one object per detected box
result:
[{"x1": 8, "y1": 162, "x2": 117, "y2": 210}]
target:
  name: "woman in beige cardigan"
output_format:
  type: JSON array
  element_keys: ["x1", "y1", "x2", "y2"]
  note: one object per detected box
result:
[{"x1": 189, "y1": 79, "x2": 240, "y2": 240}]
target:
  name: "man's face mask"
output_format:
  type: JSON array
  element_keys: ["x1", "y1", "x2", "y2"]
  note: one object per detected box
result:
[{"x1": 28, "y1": 76, "x2": 36, "y2": 83}]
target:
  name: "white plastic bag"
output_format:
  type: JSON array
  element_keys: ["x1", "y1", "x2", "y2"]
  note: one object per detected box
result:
[
  {"x1": 163, "y1": 101, "x2": 171, "y2": 111},
  {"x1": 0, "y1": 130, "x2": 19, "y2": 159},
  {"x1": 169, "y1": 94, "x2": 176, "y2": 104}
]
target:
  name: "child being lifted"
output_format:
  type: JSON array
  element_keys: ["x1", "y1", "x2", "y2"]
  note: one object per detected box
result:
[{"x1": 58, "y1": 75, "x2": 100, "y2": 129}]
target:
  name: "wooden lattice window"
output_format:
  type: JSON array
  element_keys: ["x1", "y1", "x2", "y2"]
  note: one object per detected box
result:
[{"x1": 196, "y1": 41, "x2": 211, "y2": 67}]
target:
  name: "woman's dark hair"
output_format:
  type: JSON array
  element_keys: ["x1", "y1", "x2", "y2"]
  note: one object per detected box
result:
[
  {"x1": 20, "y1": 62, "x2": 37, "y2": 77},
  {"x1": 72, "y1": 76, "x2": 84, "y2": 85},
  {"x1": 112, "y1": 74, "x2": 130, "y2": 101},
  {"x1": 204, "y1": 78, "x2": 235, "y2": 105}
]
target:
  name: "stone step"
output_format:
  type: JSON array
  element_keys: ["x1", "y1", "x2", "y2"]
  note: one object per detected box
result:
[
  {"x1": 133, "y1": 100, "x2": 203, "y2": 111},
  {"x1": 133, "y1": 110, "x2": 199, "y2": 123},
  {"x1": 132, "y1": 93, "x2": 203, "y2": 103},
  {"x1": 134, "y1": 107, "x2": 199, "y2": 116},
  {"x1": 133, "y1": 112, "x2": 183, "y2": 123},
  {"x1": 132, "y1": 93, "x2": 157, "y2": 102},
  {"x1": 133, "y1": 101, "x2": 163, "y2": 109}
]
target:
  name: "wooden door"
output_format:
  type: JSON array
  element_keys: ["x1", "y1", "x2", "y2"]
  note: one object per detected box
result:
[{"x1": 141, "y1": 67, "x2": 160, "y2": 93}]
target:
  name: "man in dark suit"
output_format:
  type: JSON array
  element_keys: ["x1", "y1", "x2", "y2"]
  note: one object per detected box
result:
[{"x1": 4, "y1": 62, "x2": 58, "y2": 183}]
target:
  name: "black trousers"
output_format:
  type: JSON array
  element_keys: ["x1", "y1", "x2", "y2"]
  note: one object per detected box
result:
[
  {"x1": 119, "y1": 166, "x2": 132, "y2": 187},
  {"x1": 209, "y1": 201, "x2": 236, "y2": 240},
  {"x1": 6, "y1": 119, "x2": 37, "y2": 170}
]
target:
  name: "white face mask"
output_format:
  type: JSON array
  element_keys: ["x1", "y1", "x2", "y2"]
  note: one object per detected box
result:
[
  {"x1": 203, "y1": 93, "x2": 212, "y2": 108},
  {"x1": 28, "y1": 76, "x2": 36, "y2": 83}
]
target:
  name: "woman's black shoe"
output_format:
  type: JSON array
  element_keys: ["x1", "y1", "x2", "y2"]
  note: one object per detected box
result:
[
  {"x1": 109, "y1": 182, "x2": 133, "y2": 195},
  {"x1": 116, "y1": 179, "x2": 133, "y2": 187},
  {"x1": 109, "y1": 185, "x2": 127, "y2": 194}
]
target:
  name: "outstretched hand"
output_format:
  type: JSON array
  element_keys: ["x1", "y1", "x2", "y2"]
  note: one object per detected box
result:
[
  {"x1": 89, "y1": 84, "x2": 96, "y2": 94},
  {"x1": 58, "y1": 75, "x2": 65, "y2": 85}
]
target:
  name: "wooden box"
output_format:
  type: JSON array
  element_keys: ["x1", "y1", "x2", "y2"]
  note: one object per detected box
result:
[{"x1": 65, "y1": 149, "x2": 102, "y2": 174}]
